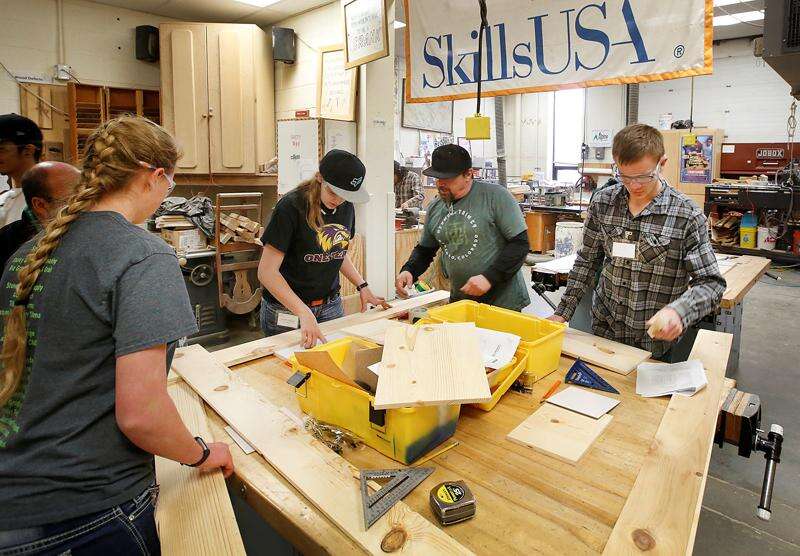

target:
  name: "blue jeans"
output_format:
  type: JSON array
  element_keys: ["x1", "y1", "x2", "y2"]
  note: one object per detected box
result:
[
  {"x1": 260, "y1": 295, "x2": 344, "y2": 337},
  {"x1": 0, "y1": 485, "x2": 160, "y2": 556}
]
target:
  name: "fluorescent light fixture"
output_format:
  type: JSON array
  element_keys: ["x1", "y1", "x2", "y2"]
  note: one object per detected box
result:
[
  {"x1": 713, "y1": 10, "x2": 764, "y2": 26},
  {"x1": 714, "y1": 0, "x2": 745, "y2": 6},
  {"x1": 235, "y1": 0, "x2": 281, "y2": 7},
  {"x1": 393, "y1": 20, "x2": 406, "y2": 29}
]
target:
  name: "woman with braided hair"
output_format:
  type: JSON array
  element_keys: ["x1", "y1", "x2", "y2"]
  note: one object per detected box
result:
[{"x1": 0, "y1": 116, "x2": 233, "y2": 555}]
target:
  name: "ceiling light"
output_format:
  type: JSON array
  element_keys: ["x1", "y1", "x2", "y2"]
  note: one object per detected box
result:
[
  {"x1": 714, "y1": 0, "x2": 745, "y2": 6},
  {"x1": 235, "y1": 0, "x2": 281, "y2": 7},
  {"x1": 713, "y1": 10, "x2": 764, "y2": 26},
  {"x1": 393, "y1": 20, "x2": 406, "y2": 29}
]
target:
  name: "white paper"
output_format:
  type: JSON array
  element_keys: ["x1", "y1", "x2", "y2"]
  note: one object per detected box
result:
[
  {"x1": 533, "y1": 254, "x2": 577, "y2": 275},
  {"x1": 367, "y1": 362, "x2": 382, "y2": 376},
  {"x1": 636, "y1": 360, "x2": 708, "y2": 398},
  {"x1": 276, "y1": 312, "x2": 300, "y2": 329},
  {"x1": 546, "y1": 386, "x2": 619, "y2": 419},
  {"x1": 476, "y1": 327, "x2": 521, "y2": 370},
  {"x1": 275, "y1": 332, "x2": 347, "y2": 361},
  {"x1": 224, "y1": 426, "x2": 255, "y2": 455},
  {"x1": 722, "y1": 144, "x2": 736, "y2": 154},
  {"x1": 612, "y1": 241, "x2": 637, "y2": 259}
]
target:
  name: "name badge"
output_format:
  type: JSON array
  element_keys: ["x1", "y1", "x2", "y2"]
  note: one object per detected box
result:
[
  {"x1": 276, "y1": 311, "x2": 300, "y2": 329},
  {"x1": 612, "y1": 241, "x2": 637, "y2": 259}
]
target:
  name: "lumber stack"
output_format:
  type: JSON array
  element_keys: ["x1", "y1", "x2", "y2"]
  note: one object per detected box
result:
[
  {"x1": 712, "y1": 212, "x2": 740, "y2": 247},
  {"x1": 219, "y1": 212, "x2": 265, "y2": 246}
]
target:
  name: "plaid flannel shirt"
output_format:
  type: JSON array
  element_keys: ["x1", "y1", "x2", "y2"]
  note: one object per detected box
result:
[
  {"x1": 555, "y1": 181, "x2": 726, "y2": 357},
  {"x1": 395, "y1": 171, "x2": 424, "y2": 208}
]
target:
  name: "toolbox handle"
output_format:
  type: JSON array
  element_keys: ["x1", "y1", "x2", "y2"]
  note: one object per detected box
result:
[{"x1": 287, "y1": 371, "x2": 311, "y2": 389}]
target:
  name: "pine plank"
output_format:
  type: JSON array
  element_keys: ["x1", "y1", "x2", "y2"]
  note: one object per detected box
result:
[
  {"x1": 373, "y1": 323, "x2": 492, "y2": 410},
  {"x1": 561, "y1": 328, "x2": 651, "y2": 375},
  {"x1": 340, "y1": 318, "x2": 396, "y2": 345},
  {"x1": 507, "y1": 404, "x2": 613, "y2": 464},
  {"x1": 719, "y1": 255, "x2": 770, "y2": 309},
  {"x1": 603, "y1": 330, "x2": 732, "y2": 555},
  {"x1": 154, "y1": 382, "x2": 245, "y2": 556},
  {"x1": 209, "y1": 290, "x2": 450, "y2": 367},
  {"x1": 172, "y1": 345, "x2": 472, "y2": 556}
]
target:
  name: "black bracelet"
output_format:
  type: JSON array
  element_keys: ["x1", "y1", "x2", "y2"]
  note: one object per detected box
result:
[
  {"x1": 356, "y1": 282, "x2": 369, "y2": 292},
  {"x1": 183, "y1": 436, "x2": 210, "y2": 467}
]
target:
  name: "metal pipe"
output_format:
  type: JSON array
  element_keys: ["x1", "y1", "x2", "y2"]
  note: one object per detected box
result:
[{"x1": 57, "y1": 0, "x2": 66, "y2": 65}]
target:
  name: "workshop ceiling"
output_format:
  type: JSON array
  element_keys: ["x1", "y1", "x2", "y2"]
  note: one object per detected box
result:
[{"x1": 87, "y1": 0, "x2": 336, "y2": 25}]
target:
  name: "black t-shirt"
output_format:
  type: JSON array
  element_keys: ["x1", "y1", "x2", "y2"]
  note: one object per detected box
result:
[{"x1": 262, "y1": 188, "x2": 355, "y2": 303}]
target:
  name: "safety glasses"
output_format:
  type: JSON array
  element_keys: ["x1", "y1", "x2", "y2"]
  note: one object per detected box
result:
[
  {"x1": 139, "y1": 161, "x2": 176, "y2": 195},
  {"x1": 612, "y1": 161, "x2": 663, "y2": 185}
]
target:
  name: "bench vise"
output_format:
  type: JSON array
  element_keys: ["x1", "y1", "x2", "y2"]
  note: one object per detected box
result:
[{"x1": 715, "y1": 388, "x2": 784, "y2": 521}]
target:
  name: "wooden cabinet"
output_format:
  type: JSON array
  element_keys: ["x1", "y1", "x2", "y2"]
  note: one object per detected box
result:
[
  {"x1": 160, "y1": 22, "x2": 275, "y2": 176},
  {"x1": 67, "y1": 83, "x2": 160, "y2": 164},
  {"x1": 525, "y1": 211, "x2": 557, "y2": 253}
]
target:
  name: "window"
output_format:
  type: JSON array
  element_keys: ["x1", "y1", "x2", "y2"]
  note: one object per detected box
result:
[{"x1": 552, "y1": 88, "x2": 586, "y2": 181}]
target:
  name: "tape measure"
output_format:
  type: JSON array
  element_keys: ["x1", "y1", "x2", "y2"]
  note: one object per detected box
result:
[{"x1": 429, "y1": 481, "x2": 476, "y2": 525}]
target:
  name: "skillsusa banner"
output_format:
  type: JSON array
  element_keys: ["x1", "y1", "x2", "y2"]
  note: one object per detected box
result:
[{"x1": 404, "y1": 0, "x2": 713, "y2": 103}]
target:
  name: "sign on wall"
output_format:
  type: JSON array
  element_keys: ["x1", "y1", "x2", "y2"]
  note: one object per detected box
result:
[
  {"x1": 404, "y1": 0, "x2": 713, "y2": 103},
  {"x1": 343, "y1": 0, "x2": 390, "y2": 69},
  {"x1": 318, "y1": 46, "x2": 358, "y2": 121}
]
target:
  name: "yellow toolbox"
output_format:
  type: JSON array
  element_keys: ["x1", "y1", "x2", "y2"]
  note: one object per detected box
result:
[
  {"x1": 289, "y1": 337, "x2": 460, "y2": 465},
  {"x1": 425, "y1": 300, "x2": 566, "y2": 381}
]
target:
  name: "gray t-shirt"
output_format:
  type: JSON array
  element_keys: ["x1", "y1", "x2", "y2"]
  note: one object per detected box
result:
[
  {"x1": 422, "y1": 180, "x2": 530, "y2": 311},
  {"x1": 0, "y1": 211, "x2": 198, "y2": 529}
]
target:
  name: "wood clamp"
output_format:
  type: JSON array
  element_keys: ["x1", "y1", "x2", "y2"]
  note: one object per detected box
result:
[{"x1": 715, "y1": 388, "x2": 784, "y2": 521}]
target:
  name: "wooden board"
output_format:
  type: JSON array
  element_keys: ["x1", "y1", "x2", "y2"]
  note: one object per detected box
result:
[
  {"x1": 172, "y1": 345, "x2": 472, "y2": 556},
  {"x1": 154, "y1": 381, "x2": 245, "y2": 556},
  {"x1": 602, "y1": 329, "x2": 732, "y2": 555},
  {"x1": 210, "y1": 290, "x2": 450, "y2": 367},
  {"x1": 561, "y1": 328, "x2": 651, "y2": 375},
  {"x1": 373, "y1": 323, "x2": 491, "y2": 409},
  {"x1": 340, "y1": 318, "x2": 395, "y2": 344},
  {"x1": 507, "y1": 404, "x2": 613, "y2": 464},
  {"x1": 720, "y1": 255, "x2": 770, "y2": 309}
]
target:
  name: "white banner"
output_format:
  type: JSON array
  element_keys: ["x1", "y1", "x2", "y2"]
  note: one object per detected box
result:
[{"x1": 404, "y1": 0, "x2": 712, "y2": 103}]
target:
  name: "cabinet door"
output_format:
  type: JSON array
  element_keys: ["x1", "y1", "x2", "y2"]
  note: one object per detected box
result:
[
  {"x1": 160, "y1": 24, "x2": 210, "y2": 174},
  {"x1": 207, "y1": 24, "x2": 256, "y2": 174}
]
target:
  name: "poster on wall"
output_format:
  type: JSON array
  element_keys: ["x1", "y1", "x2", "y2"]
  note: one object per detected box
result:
[
  {"x1": 318, "y1": 46, "x2": 358, "y2": 121},
  {"x1": 404, "y1": 0, "x2": 712, "y2": 103},
  {"x1": 401, "y1": 79, "x2": 453, "y2": 133},
  {"x1": 343, "y1": 0, "x2": 389, "y2": 69},
  {"x1": 680, "y1": 134, "x2": 714, "y2": 184}
]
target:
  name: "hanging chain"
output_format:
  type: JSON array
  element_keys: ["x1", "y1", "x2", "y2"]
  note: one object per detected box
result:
[{"x1": 788, "y1": 100, "x2": 797, "y2": 163}]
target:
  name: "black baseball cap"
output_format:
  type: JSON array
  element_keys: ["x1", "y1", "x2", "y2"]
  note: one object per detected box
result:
[
  {"x1": 0, "y1": 114, "x2": 43, "y2": 147},
  {"x1": 319, "y1": 149, "x2": 369, "y2": 204},
  {"x1": 423, "y1": 144, "x2": 472, "y2": 179}
]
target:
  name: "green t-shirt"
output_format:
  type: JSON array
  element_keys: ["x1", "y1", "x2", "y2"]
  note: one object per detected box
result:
[{"x1": 421, "y1": 180, "x2": 530, "y2": 311}]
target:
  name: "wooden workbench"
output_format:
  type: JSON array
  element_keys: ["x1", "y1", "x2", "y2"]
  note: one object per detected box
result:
[
  {"x1": 197, "y1": 324, "x2": 732, "y2": 555},
  {"x1": 719, "y1": 255, "x2": 771, "y2": 309}
]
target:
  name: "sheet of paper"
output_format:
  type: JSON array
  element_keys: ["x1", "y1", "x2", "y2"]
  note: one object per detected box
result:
[
  {"x1": 533, "y1": 253, "x2": 577, "y2": 275},
  {"x1": 545, "y1": 386, "x2": 620, "y2": 419},
  {"x1": 275, "y1": 332, "x2": 347, "y2": 361},
  {"x1": 367, "y1": 362, "x2": 381, "y2": 376},
  {"x1": 224, "y1": 426, "x2": 255, "y2": 455},
  {"x1": 636, "y1": 359, "x2": 708, "y2": 398},
  {"x1": 476, "y1": 327, "x2": 521, "y2": 370}
]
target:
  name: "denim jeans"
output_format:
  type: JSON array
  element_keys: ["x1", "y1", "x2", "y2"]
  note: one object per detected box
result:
[
  {"x1": 260, "y1": 295, "x2": 344, "y2": 337},
  {"x1": 0, "y1": 485, "x2": 160, "y2": 556}
]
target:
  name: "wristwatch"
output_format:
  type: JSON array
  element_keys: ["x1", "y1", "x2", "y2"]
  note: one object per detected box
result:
[
  {"x1": 183, "y1": 436, "x2": 210, "y2": 467},
  {"x1": 356, "y1": 282, "x2": 369, "y2": 292}
]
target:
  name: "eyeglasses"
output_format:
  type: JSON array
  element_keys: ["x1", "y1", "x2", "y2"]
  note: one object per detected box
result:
[
  {"x1": 612, "y1": 162, "x2": 663, "y2": 185},
  {"x1": 139, "y1": 161, "x2": 176, "y2": 195}
]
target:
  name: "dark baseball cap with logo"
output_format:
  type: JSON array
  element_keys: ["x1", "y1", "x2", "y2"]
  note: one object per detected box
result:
[
  {"x1": 0, "y1": 114, "x2": 43, "y2": 148},
  {"x1": 423, "y1": 144, "x2": 472, "y2": 179},
  {"x1": 319, "y1": 149, "x2": 369, "y2": 204}
]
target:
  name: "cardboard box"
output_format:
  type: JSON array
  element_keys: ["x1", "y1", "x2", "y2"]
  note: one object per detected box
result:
[{"x1": 162, "y1": 228, "x2": 208, "y2": 252}]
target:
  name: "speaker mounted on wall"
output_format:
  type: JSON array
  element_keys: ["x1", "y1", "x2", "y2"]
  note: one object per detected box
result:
[
  {"x1": 272, "y1": 27, "x2": 296, "y2": 64},
  {"x1": 135, "y1": 25, "x2": 159, "y2": 63}
]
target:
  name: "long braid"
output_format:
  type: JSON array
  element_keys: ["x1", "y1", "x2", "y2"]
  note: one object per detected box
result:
[{"x1": 0, "y1": 116, "x2": 178, "y2": 406}]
